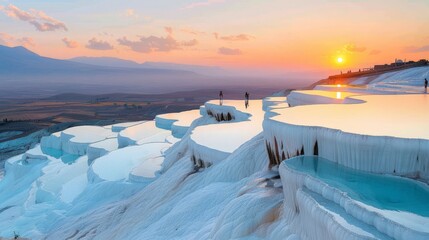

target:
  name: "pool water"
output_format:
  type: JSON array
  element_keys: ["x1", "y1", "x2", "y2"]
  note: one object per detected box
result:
[
  {"x1": 285, "y1": 156, "x2": 429, "y2": 217},
  {"x1": 41, "y1": 147, "x2": 80, "y2": 165},
  {"x1": 41, "y1": 147, "x2": 63, "y2": 158},
  {"x1": 60, "y1": 154, "x2": 80, "y2": 165}
]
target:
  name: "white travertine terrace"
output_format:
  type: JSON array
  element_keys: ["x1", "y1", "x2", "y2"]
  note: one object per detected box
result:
[
  {"x1": 129, "y1": 156, "x2": 164, "y2": 182},
  {"x1": 41, "y1": 126, "x2": 116, "y2": 156},
  {"x1": 87, "y1": 138, "x2": 119, "y2": 162},
  {"x1": 61, "y1": 126, "x2": 116, "y2": 143},
  {"x1": 155, "y1": 109, "x2": 201, "y2": 138},
  {"x1": 287, "y1": 90, "x2": 362, "y2": 106},
  {"x1": 90, "y1": 143, "x2": 170, "y2": 182},
  {"x1": 109, "y1": 121, "x2": 146, "y2": 132},
  {"x1": 276, "y1": 94, "x2": 429, "y2": 139},
  {"x1": 118, "y1": 121, "x2": 170, "y2": 147},
  {"x1": 2, "y1": 66, "x2": 429, "y2": 240},
  {"x1": 189, "y1": 100, "x2": 263, "y2": 164},
  {"x1": 264, "y1": 94, "x2": 429, "y2": 179}
]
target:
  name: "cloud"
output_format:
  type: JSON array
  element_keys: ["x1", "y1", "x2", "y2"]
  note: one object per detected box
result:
[
  {"x1": 181, "y1": 28, "x2": 205, "y2": 36},
  {"x1": 219, "y1": 34, "x2": 255, "y2": 41},
  {"x1": 118, "y1": 31, "x2": 199, "y2": 53},
  {"x1": 123, "y1": 9, "x2": 151, "y2": 21},
  {"x1": 0, "y1": 32, "x2": 35, "y2": 48},
  {"x1": 345, "y1": 44, "x2": 366, "y2": 53},
  {"x1": 181, "y1": 0, "x2": 225, "y2": 10},
  {"x1": 62, "y1": 38, "x2": 79, "y2": 48},
  {"x1": 164, "y1": 26, "x2": 173, "y2": 35},
  {"x1": 125, "y1": 9, "x2": 137, "y2": 18},
  {"x1": 118, "y1": 35, "x2": 180, "y2": 53},
  {"x1": 404, "y1": 45, "x2": 429, "y2": 53},
  {"x1": 213, "y1": 32, "x2": 219, "y2": 39},
  {"x1": 1, "y1": 4, "x2": 67, "y2": 32},
  {"x1": 99, "y1": 32, "x2": 114, "y2": 37},
  {"x1": 218, "y1": 47, "x2": 242, "y2": 55},
  {"x1": 86, "y1": 38, "x2": 114, "y2": 50},
  {"x1": 182, "y1": 39, "x2": 198, "y2": 47},
  {"x1": 369, "y1": 49, "x2": 381, "y2": 55}
]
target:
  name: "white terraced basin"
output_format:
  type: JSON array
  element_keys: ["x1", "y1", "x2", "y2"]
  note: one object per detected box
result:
[
  {"x1": 272, "y1": 94, "x2": 429, "y2": 139},
  {"x1": 156, "y1": 109, "x2": 201, "y2": 138},
  {"x1": 264, "y1": 94, "x2": 429, "y2": 179},
  {"x1": 190, "y1": 100, "x2": 264, "y2": 163},
  {"x1": 287, "y1": 90, "x2": 362, "y2": 106},
  {"x1": 118, "y1": 121, "x2": 170, "y2": 147},
  {"x1": 109, "y1": 121, "x2": 146, "y2": 132},
  {"x1": 129, "y1": 156, "x2": 164, "y2": 182},
  {"x1": 90, "y1": 142, "x2": 171, "y2": 182}
]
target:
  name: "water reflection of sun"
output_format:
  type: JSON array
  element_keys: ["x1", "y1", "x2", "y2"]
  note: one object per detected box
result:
[{"x1": 336, "y1": 92, "x2": 342, "y2": 99}]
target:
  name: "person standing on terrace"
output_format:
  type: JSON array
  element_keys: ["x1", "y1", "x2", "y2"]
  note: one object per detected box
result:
[
  {"x1": 425, "y1": 78, "x2": 428, "y2": 93},
  {"x1": 219, "y1": 91, "x2": 224, "y2": 105},
  {"x1": 245, "y1": 92, "x2": 249, "y2": 108}
]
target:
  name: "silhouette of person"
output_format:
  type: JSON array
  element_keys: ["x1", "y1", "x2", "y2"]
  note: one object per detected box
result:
[
  {"x1": 219, "y1": 91, "x2": 223, "y2": 105},
  {"x1": 425, "y1": 78, "x2": 428, "y2": 93},
  {"x1": 244, "y1": 92, "x2": 249, "y2": 108}
]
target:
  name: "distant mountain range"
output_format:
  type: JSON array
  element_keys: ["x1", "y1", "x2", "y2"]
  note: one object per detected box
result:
[
  {"x1": 0, "y1": 45, "x2": 225, "y2": 98},
  {"x1": 0, "y1": 45, "x2": 90, "y2": 73},
  {"x1": 0, "y1": 45, "x2": 195, "y2": 75},
  {"x1": 69, "y1": 57, "x2": 226, "y2": 76},
  {"x1": 0, "y1": 45, "x2": 314, "y2": 98}
]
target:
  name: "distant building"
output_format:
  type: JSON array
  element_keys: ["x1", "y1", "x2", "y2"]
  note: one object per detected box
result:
[
  {"x1": 373, "y1": 64, "x2": 389, "y2": 71},
  {"x1": 328, "y1": 59, "x2": 428, "y2": 80},
  {"x1": 374, "y1": 59, "x2": 407, "y2": 70}
]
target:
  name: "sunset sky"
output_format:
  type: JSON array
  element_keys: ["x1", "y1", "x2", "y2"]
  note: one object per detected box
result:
[{"x1": 1, "y1": 0, "x2": 429, "y2": 77}]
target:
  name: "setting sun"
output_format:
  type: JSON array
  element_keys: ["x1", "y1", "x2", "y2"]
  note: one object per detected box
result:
[{"x1": 337, "y1": 57, "x2": 344, "y2": 64}]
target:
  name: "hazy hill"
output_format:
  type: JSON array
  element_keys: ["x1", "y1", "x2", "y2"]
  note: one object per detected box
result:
[
  {"x1": 0, "y1": 45, "x2": 311, "y2": 98},
  {"x1": 69, "y1": 56, "x2": 142, "y2": 69},
  {"x1": 0, "y1": 45, "x2": 221, "y2": 98},
  {"x1": 0, "y1": 45, "x2": 196, "y2": 75},
  {"x1": 70, "y1": 56, "x2": 225, "y2": 76}
]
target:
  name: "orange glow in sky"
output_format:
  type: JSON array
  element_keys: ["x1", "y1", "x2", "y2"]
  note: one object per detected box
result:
[{"x1": 0, "y1": 0, "x2": 429, "y2": 76}]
